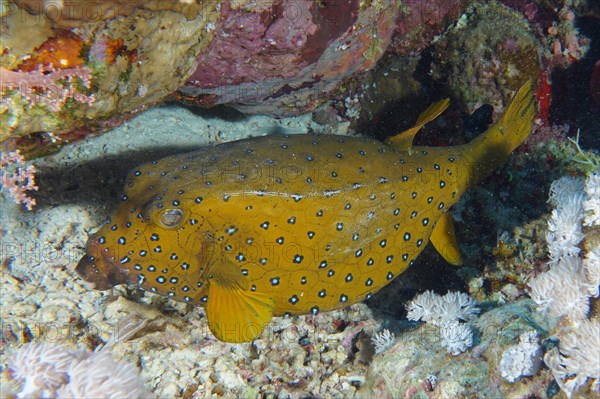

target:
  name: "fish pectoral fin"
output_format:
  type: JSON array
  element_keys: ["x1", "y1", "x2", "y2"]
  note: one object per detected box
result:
[
  {"x1": 386, "y1": 98, "x2": 450, "y2": 150},
  {"x1": 206, "y1": 282, "x2": 274, "y2": 342},
  {"x1": 430, "y1": 213, "x2": 463, "y2": 266},
  {"x1": 205, "y1": 260, "x2": 274, "y2": 342}
]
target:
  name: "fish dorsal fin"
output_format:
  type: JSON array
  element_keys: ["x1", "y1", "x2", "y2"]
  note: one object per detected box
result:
[
  {"x1": 206, "y1": 260, "x2": 274, "y2": 342},
  {"x1": 430, "y1": 213, "x2": 463, "y2": 266},
  {"x1": 387, "y1": 98, "x2": 450, "y2": 150}
]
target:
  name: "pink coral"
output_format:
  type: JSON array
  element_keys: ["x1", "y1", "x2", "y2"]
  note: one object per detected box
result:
[
  {"x1": 0, "y1": 65, "x2": 95, "y2": 111},
  {"x1": 0, "y1": 150, "x2": 38, "y2": 210}
]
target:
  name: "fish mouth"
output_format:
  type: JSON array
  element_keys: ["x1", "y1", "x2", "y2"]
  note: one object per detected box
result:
[{"x1": 75, "y1": 240, "x2": 132, "y2": 291}]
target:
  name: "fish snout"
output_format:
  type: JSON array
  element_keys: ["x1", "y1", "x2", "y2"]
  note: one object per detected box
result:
[{"x1": 75, "y1": 242, "x2": 132, "y2": 290}]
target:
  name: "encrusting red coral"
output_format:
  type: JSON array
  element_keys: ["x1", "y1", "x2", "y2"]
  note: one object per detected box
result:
[{"x1": 17, "y1": 31, "x2": 85, "y2": 71}]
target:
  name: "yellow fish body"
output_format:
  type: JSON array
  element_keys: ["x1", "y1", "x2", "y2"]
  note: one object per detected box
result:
[{"x1": 76, "y1": 82, "x2": 534, "y2": 342}]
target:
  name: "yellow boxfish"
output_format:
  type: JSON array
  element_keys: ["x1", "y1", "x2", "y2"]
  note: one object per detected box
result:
[{"x1": 76, "y1": 82, "x2": 534, "y2": 342}]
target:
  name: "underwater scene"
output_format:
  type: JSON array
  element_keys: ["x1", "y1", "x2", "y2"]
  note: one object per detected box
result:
[{"x1": 1, "y1": 0, "x2": 599, "y2": 398}]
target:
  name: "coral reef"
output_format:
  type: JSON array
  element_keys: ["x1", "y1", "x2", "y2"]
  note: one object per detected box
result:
[
  {"x1": 390, "y1": 0, "x2": 468, "y2": 56},
  {"x1": 583, "y1": 173, "x2": 600, "y2": 226},
  {"x1": 528, "y1": 175, "x2": 599, "y2": 320},
  {"x1": 406, "y1": 291, "x2": 480, "y2": 357},
  {"x1": 544, "y1": 318, "x2": 600, "y2": 398},
  {"x1": 429, "y1": 0, "x2": 542, "y2": 116},
  {"x1": 0, "y1": 1, "x2": 597, "y2": 398},
  {"x1": 439, "y1": 320, "x2": 473, "y2": 356},
  {"x1": 360, "y1": 300, "x2": 558, "y2": 398}
]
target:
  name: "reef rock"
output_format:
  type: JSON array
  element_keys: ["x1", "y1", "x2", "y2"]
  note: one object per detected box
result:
[
  {"x1": 360, "y1": 300, "x2": 560, "y2": 399},
  {"x1": 177, "y1": 0, "x2": 399, "y2": 116},
  {"x1": 1, "y1": 0, "x2": 221, "y2": 155}
]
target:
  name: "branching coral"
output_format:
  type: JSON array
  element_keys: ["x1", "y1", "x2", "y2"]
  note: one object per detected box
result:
[
  {"x1": 406, "y1": 290, "x2": 480, "y2": 327},
  {"x1": 371, "y1": 329, "x2": 396, "y2": 355},
  {"x1": 440, "y1": 321, "x2": 473, "y2": 356},
  {"x1": 0, "y1": 150, "x2": 38, "y2": 210},
  {"x1": 0, "y1": 66, "x2": 95, "y2": 112},
  {"x1": 406, "y1": 291, "x2": 479, "y2": 356}
]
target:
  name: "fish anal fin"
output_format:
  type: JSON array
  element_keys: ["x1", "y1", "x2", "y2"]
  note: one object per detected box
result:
[
  {"x1": 205, "y1": 260, "x2": 274, "y2": 342},
  {"x1": 387, "y1": 98, "x2": 450, "y2": 150},
  {"x1": 430, "y1": 213, "x2": 463, "y2": 266}
]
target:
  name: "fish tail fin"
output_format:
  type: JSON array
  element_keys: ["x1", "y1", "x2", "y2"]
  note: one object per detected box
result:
[
  {"x1": 458, "y1": 80, "x2": 535, "y2": 191},
  {"x1": 496, "y1": 80, "x2": 536, "y2": 153}
]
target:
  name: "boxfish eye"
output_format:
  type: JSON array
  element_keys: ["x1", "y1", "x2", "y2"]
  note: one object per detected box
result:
[{"x1": 159, "y1": 208, "x2": 184, "y2": 228}]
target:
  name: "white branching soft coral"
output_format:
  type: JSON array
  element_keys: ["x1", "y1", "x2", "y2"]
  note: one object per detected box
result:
[
  {"x1": 440, "y1": 321, "x2": 473, "y2": 356},
  {"x1": 545, "y1": 176, "x2": 586, "y2": 261},
  {"x1": 371, "y1": 329, "x2": 396, "y2": 355},
  {"x1": 529, "y1": 173, "x2": 600, "y2": 320},
  {"x1": 528, "y1": 255, "x2": 591, "y2": 320},
  {"x1": 544, "y1": 319, "x2": 600, "y2": 398},
  {"x1": 406, "y1": 290, "x2": 480, "y2": 326},
  {"x1": 406, "y1": 291, "x2": 478, "y2": 356},
  {"x1": 547, "y1": 176, "x2": 585, "y2": 208},
  {"x1": 8, "y1": 343, "x2": 152, "y2": 399},
  {"x1": 500, "y1": 331, "x2": 543, "y2": 383},
  {"x1": 583, "y1": 172, "x2": 600, "y2": 226},
  {"x1": 528, "y1": 173, "x2": 600, "y2": 398}
]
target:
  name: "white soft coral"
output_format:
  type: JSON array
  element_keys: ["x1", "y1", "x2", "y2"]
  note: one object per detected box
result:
[
  {"x1": 500, "y1": 331, "x2": 543, "y2": 383},
  {"x1": 406, "y1": 291, "x2": 479, "y2": 356},
  {"x1": 8, "y1": 342, "x2": 152, "y2": 399},
  {"x1": 406, "y1": 290, "x2": 480, "y2": 326},
  {"x1": 9, "y1": 343, "x2": 78, "y2": 398},
  {"x1": 528, "y1": 255, "x2": 591, "y2": 320},
  {"x1": 544, "y1": 319, "x2": 600, "y2": 398},
  {"x1": 583, "y1": 172, "x2": 600, "y2": 227},
  {"x1": 440, "y1": 321, "x2": 473, "y2": 356}
]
